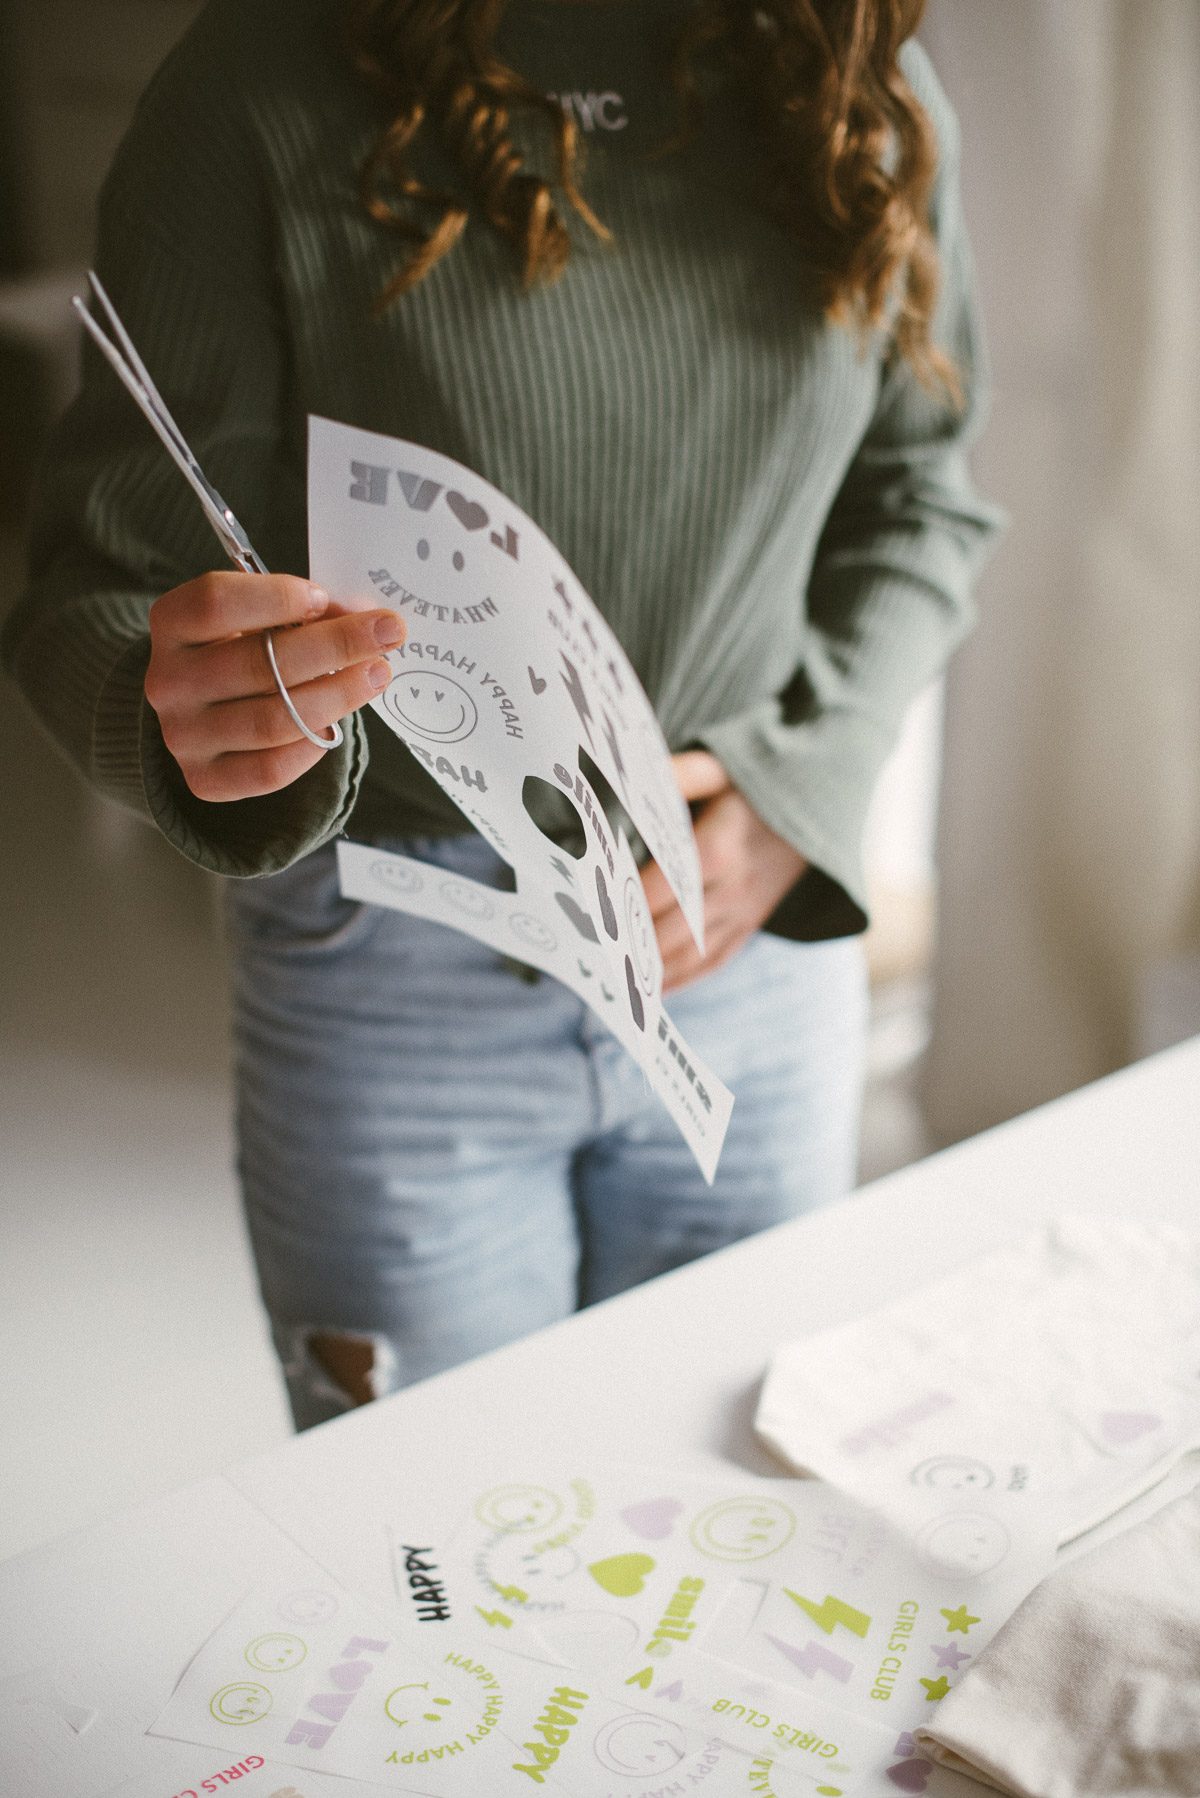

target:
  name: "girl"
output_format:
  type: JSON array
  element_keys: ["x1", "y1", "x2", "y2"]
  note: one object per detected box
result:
[{"x1": 3, "y1": 0, "x2": 998, "y2": 1427}]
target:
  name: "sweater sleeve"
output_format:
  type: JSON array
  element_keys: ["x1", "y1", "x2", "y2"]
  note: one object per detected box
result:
[
  {"x1": 0, "y1": 31, "x2": 368, "y2": 879},
  {"x1": 697, "y1": 65, "x2": 1002, "y2": 941}
]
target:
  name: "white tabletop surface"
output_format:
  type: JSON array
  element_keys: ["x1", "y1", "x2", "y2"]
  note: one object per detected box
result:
[{"x1": 4, "y1": 1035, "x2": 1199, "y2": 1797}]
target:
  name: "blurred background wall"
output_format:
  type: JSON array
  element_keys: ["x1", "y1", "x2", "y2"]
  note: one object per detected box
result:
[{"x1": 2, "y1": 0, "x2": 1197, "y2": 1561}]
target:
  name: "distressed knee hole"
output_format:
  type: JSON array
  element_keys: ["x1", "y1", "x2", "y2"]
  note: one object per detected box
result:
[{"x1": 304, "y1": 1329, "x2": 395, "y2": 1408}]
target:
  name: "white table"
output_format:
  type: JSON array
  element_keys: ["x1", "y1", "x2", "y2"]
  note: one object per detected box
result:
[{"x1": 4, "y1": 1037, "x2": 1199, "y2": 1797}]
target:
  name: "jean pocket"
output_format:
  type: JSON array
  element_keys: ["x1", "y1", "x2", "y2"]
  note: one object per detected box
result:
[{"x1": 225, "y1": 845, "x2": 385, "y2": 959}]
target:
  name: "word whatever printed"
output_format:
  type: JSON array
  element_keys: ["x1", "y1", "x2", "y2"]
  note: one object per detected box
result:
[{"x1": 309, "y1": 416, "x2": 733, "y2": 1180}]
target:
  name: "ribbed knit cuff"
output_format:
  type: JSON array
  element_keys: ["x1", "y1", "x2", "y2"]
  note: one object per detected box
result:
[{"x1": 92, "y1": 632, "x2": 369, "y2": 878}]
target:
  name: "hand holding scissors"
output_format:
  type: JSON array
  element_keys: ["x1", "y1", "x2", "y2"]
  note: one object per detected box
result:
[{"x1": 73, "y1": 273, "x2": 405, "y2": 802}]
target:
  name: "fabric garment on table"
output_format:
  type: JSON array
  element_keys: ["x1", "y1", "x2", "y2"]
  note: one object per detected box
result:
[
  {"x1": 913, "y1": 1483, "x2": 1200, "y2": 1797},
  {"x1": 753, "y1": 1216, "x2": 1200, "y2": 1550}
]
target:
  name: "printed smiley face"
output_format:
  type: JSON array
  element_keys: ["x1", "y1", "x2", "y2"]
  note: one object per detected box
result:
[
  {"x1": 623, "y1": 876, "x2": 656, "y2": 993},
  {"x1": 439, "y1": 877, "x2": 495, "y2": 920},
  {"x1": 510, "y1": 913, "x2": 558, "y2": 954},
  {"x1": 277, "y1": 1588, "x2": 338, "y2": 1626},
  {"x1": 484, "y1": 1533, "x2": 581, "y2": 1604},
  {"x1": 244, "y1": 1632, "x2": 307, "y2": 1673},
  {"x1": 688, "y1": 1497, "x2": 796, "y2": 1562},
  {"x1": 384, "y1": 1682, "x2": 456, "y2": 1729},
  {"x1": 371, "y1": 858, "x2": 425, "y2": 897},
  {"x1": 475, "y1": 1483, "x2": 564, "y2": 1534},
  {"x1": 382, "y1": 670, "x2": 479, "y2": 743},
  {"x1": 916, "y1": 1511, "x2": 1012, "y2": 1576},
  {"x1": 209, "y1": 1681, "x2": 273, "y2": 1725},
  {"x1": 592, "y1": 1714, "x2": 687, "y2": 1776},
  {"x1": 910, "y1": 1457, "x2": 995, "y2": 1494}
]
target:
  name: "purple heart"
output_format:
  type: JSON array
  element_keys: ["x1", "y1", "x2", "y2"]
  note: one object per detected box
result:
[
  {"x1": 446, "y1": 490, "x2": 489, "y2": 531},
  {"x1": 1101, "y1": 1410, "x2": 1162, "y2": 1445},
  {"x1": 620, "y1": 1497, "x2": 684, "y2": 1541},
  {"x1": 887, "y1": 1760, "x2": 931, "y2": 1792}
]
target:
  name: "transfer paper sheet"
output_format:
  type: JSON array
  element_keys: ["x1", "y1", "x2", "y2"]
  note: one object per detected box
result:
[
  {"x1": 308, "y1": 416, "x2": 733, "y2": 1180},
  {"x1": 149, "y1": 1454, "x2": 1058, "y2": 1796}
]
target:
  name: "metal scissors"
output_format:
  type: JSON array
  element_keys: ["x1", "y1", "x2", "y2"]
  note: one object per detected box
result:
[{"x1": 72, "y1": 270, "x2": 342, "y2": 751}]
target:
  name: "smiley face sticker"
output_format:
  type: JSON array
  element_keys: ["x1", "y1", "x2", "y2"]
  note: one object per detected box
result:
[
  {"x1": 910, "y1": 1457, "x2": 996, "y2": 1494},
  {"x1": 371, "y1": 858, "x2": 425, "y2": 897},
  {"x1": 382, "y1": 670, "x2": 479, "y2": 744},
  {"x1": 384, "y1": 1682, "x2": 456, "y2": 1729},
  {"x1": 509, "y1": 913, "x2": 558, "y2": 954},
  {"x1": 475, "y1": 1483, "x2": 564, "y2": 1533},
  {"x1": 209, "y1": 1681, "x2": 273, "y2": 1725},
  {"x1": 244, "y1": 1632, "x2": 307, "y2": 1673},
  {"x1": 688, "y1": 1496, "x2": 796, "y2": 1562},
  {"x1": 592, "y1": 1714, "x2": 687, "y2": 1776},
  {"x1": 277, "y1": 1589, "x2": 339, "y2": 1626},
  {"x1": 916, "y1": 1512, "x2": 1011, "y2": 1577},
  {"x1": 439, "y1": 877, "x2": 495, "y2": 920},
  {"x1": 623, "y1": 876, "x2": 656, "y2": 993}
]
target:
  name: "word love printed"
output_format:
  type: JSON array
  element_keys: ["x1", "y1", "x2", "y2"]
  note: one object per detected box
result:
[{"x1": 313, "y1": 418, "x2": 733, "y2": 1180}]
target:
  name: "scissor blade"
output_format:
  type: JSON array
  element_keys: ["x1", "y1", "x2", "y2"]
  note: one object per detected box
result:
[
  {"x1": 84, "y1": 271, "x2": 192, "y2": 464},
  {"x1": 72, "y1": 287, "x2": 267, "y2": 574}
]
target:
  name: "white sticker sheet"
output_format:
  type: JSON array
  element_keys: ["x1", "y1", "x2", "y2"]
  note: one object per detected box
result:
[
  {"x1": 146, "y1": 1465, "x2": 1060, "y2": 1798},
  {"x1": 146, "y1": 1567, "x2": 882, "y2": 1798},
  {"x1": 382, "y1": 1464, "x2": 1057, "y2": 1792},
  {"x1": 309, "y1": 416, "x2": 733, "y2": 1182}
]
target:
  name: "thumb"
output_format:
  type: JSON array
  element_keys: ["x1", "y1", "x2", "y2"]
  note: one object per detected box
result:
[{"x1": 672, "y1": 748, "x2": 731, "y2": 803}]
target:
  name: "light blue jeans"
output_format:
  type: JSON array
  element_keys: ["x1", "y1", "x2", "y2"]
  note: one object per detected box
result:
[{"x1": 225, "y1": 835, "x2": 868, "y2": 1430}]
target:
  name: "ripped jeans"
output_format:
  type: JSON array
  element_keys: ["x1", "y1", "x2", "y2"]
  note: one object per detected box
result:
[{"x1": 225, "y1": 834, "x2": 868, "y2": 1431}]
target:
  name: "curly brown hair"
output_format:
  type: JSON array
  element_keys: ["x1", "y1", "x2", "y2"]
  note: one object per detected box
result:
[{"x1": 343, "y1": 0, "x2": 957, "y2": 396}]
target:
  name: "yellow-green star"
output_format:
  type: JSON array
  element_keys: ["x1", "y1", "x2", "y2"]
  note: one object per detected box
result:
[
  {"x1": 940, "y1": 1605, "x2": 981, "y2": 1635},
  {"x1": 920, "y1": 1675, "x2": 951, "y2": 1702}
]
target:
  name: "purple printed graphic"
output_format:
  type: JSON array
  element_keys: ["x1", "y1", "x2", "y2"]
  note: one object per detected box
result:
[
  {"x1": 886, "y1": 1759, "x2": 932, "y2": 1792},
  {"x1": 620, "y1": 1498, "x2": 684, "y2": 1541},
  {"x1": 1100, "y1": 1410, "x2": 1162, "y2": 1445},
  {"x1": 765, "y1": 1635, "x2": 854, "y2": 1684}
]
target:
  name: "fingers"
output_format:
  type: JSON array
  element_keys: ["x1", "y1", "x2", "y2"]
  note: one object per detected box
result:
[
  {"x1": 162, "y1": 657, "x2": 392, "y2": 762},
  {"x1": 660, "y1": 915, "x2": 744, "y2": 993},
  {"x1": 640, "y1": 856, "x2": 677, "y2": 921},
  {"x1": 183, "y1": 738, "x2": 329, "y2": 804},
  {"x1": 151, "y1": 571, "x2": 330, "y2": 647},
  {"x1": 672, "y1": 749, "x2": 731, "y2": 804},
  {"x1": 191, "y1": 607, "x2": 406, "y2": 701}
]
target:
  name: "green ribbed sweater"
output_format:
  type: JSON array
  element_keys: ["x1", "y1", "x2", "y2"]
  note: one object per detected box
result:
[{"x1": 2, "y1": 0, "x2": 1000, "y2": 939}]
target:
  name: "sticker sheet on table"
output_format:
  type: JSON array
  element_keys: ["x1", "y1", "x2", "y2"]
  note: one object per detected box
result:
[
  {"x1": 145, "y1": 1461, "x2": 1056, "y2": 1797},
  {"x1": 308, "y1": 417, "x2": 733, "y2": 1181}
]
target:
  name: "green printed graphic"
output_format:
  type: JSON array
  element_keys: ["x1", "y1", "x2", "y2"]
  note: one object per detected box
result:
[{"x1": 784, "y1": 1591, "x2": 872, "y2": 1638}]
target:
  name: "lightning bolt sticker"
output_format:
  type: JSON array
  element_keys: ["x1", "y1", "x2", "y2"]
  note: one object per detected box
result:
[
  {"x1": 559, "y1": 650, "x2": 596, "y2": 751},
  {"x1": 784, "y1": 1592, "x2": 872, "y2": 1638}
]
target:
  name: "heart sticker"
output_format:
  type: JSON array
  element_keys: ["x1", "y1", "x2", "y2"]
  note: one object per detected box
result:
[
  {"x1": 886, "y1": 1760, "x2": 931, "y2": 1792},
  {"x1": 588, "y1": 1553, "x2": 656, "y2": 1597},
  {"x1": 620, "y1": 1498, "x2": 684, "y2": 1541},
  {"x1": 556, "y1": 891, "x2": 600, "y2": 943},
  {"x1": 446, "y1": 491, "x2": 489, "y2": 531}
]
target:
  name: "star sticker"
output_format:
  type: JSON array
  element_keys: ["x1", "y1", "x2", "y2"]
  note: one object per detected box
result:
[
  {"x1": 919, "y1": 1675, "x2": 951, "y2": 1702},
  {"x1": 932, "y1": 1643, "x2": 971, "y2": 1670},
  {"x1": 940, "y1": 1605, "x2": 981, "y2": 1635}
]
